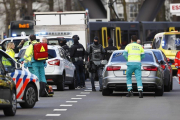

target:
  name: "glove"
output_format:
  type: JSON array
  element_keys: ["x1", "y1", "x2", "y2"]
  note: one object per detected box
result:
[
  {"x1": 18, "y1": 58, "x2": 24, "y2": 63},
  {"x1": 44, "y1": 62, "x2": 47, "y2": 68},
  {"x1": 176, "y1": 66, "x2": 179, "y2": 69}
]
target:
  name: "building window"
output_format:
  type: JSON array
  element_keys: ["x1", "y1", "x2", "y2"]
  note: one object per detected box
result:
[{"x1": 129, "y1": 4, "x2": 138, "y2": 19}]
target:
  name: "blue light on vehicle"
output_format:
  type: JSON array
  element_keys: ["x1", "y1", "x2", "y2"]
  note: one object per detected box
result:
[
  {"x1": 12, "y1": 34, "x2": 17, "y2": 37},
  {"x1": 41, "y1": 32, "x2": 47, "y2": 35}
]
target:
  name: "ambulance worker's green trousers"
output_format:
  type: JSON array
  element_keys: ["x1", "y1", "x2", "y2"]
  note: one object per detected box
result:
[
  {"x1": 28, "y1": 67, "x2": 34, "y2": 74},
  {"x1": 126, "y1": 65, "x2": 143, "y2": 92}
]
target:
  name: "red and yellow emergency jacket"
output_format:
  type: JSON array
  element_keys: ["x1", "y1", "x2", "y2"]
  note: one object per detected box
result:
[{"x1": 174, "y1": 51, "x2": 180, "y2": 68}]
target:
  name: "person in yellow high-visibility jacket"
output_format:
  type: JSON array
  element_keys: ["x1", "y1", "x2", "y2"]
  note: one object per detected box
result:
[
  {"x1": 6, "y1": 42, "x2": 16, "y2": 60},
  {"x1": 19, "y1": 35, "x2": 47, "y2": 97},
  {"x1": 1, "y1": 42, "x2": 15, "y2": 69},
  {"x1": 123, "y1": 35, "x2": 145, "y2": 98}
]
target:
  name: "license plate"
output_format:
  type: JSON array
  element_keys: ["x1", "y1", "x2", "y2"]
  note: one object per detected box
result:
[{"x1": 123, "y1": 71, "x2": 135, "y2": 75}]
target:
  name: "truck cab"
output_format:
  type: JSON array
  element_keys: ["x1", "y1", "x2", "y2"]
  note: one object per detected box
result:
[{"x1": 152, "y1": 31, "x2": 180, "y2": 70}]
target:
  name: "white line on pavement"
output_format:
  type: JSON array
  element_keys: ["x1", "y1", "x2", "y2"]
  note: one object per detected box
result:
[
  {"x1": 60, "y1": 104, "x2": 72, "y2": 106},
  {"x1": 66, "y1": 101, "x2": 78, "y2": 103},
  {"x1": 84, "y1": 90, "x2": 92, "y2": 92},
  {"x1": 76, "y1": 95, "x2": 86, "y2": 96},
  {"x1": 46, "y1": 114, "x2": 61, "y2": 116},
  {"x1": 53, "y1": 109, "x2": 67, "y2": 111},
  {"x1": 71, "y1": 98, "x2": 82, "y2": 99},
  {"x1": 81, "y1": 92, "x2": 90, "y2": 94},
  {"x1": 87, "y1": 88, "x2": 92, "y2": 89}
]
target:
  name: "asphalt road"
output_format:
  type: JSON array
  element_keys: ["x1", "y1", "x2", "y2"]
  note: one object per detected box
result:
[{"x1": 1, "y1": 77, "x2": 180, "y2": 120}]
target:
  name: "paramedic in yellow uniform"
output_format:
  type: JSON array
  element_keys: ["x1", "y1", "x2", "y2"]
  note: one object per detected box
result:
[
  {"x1": 6, "y1": 42, "x2": 16, "y2": 60},
  {"x1": 19, "y1": 35, "x2": 47, "y2": 97},
  {"x1": 123, "y1": 35, "x2": 145, "y2": 98}
]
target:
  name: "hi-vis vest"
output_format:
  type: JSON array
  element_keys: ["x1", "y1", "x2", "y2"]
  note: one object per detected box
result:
[
  {"x1": 6, "y1": 49, "x2": 15, "y2": 60},
  {"x1": 125, "y1": 42, "x2": 144, "y2": 62},
  {"x1": 175, "y1": 51, "x2": 180, "y2": 67}
]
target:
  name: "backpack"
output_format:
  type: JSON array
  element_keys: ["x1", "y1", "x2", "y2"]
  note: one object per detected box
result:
[{"x1": 33, "y1": 43, "x2": 48, "y2": 61}]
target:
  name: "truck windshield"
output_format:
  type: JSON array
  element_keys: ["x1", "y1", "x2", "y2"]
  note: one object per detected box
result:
[{"x1": 162, "y1": 34, "x2": 180, "y2": 50}]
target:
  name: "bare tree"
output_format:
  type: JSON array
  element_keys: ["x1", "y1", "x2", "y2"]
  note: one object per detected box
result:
[
  {"x1": 48, "y1": 0, "x2": 54, "y2": 11},
  {"x1": 66, "y1": 0, "x2": 72, "y2": 11},
  {"x1": 1, "y1": 0, "x2": 18, "y2": 36}
]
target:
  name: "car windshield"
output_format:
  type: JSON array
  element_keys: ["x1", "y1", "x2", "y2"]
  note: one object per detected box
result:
[
  {"x1": 2, "y1": 39, "x2": 40, "y2": 53},
  {"x1": 153, "y1": 51, "x2": 163, "y2": 61},
  {"x1": 18, "y1": 49, "x2": 56, "y2": 59},
  {"x1": 111, "y1": 52, "x2": 154, "y2": 62},
  {"x1": 162, "y1": 34, "x2": 180, "y2": 50}
]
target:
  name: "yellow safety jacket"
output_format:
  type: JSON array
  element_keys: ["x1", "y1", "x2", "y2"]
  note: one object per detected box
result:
[
  {"x1": 124, "y1": 42, "x2": 144, "y2": 62},
  {"x1": 23, "y1": 40, "x2": 37, "y2": 62},
  {"x1": 6, "y1": 49, "x2": 15, "y2": 60}
]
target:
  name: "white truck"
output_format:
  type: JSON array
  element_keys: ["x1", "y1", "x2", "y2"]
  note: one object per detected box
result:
[{"x1": 33, "y1": 11, "x2": 89, "y2": 49}]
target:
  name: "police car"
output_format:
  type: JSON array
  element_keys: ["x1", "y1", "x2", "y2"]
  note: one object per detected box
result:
[
  {"x1": 0, "y1": 59, "x2": 16, "y2": 116},
  {"x1": 0, "y1": 49, "x2": 39, "y2": 108},
  {"x1": 19, "y1": 45, "x2": 76, "y2": 91}
]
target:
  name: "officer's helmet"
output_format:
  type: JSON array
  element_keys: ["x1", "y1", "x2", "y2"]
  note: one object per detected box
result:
[
  {"x1": 21, "y1": 31, "x2": 26, "y2": 37},
  {"x1": 72, "y1": 35, "x2": 79, "y2": 40}
]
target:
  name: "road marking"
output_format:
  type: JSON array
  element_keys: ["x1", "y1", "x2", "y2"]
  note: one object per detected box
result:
[
  {"x1": 81, "y1": 92, "x2": 90, "y2": 94},
  {"x1": 53, "y1": 109, "x2": 67, "y2": 111},
  {"x1": 95, "y1": 86, "x2": 99, "y2": 87},
  {"x1": 46, "y1": 114, "x2": 61, "y2": 116},
  {"x1": 71, "y1": 98, "x2": 82, "y2": 99},
  {"x1": 76, "y1": 95, "x2": 86, "y2": 96},
  {"x1": 84, "y1": 90, "x2": 92, "y2": 92},
  {"x1": 87, "y1": 88, "x2": 92, "y2": 89},
  {"x1": 66, "y1": 101, "x2": 78, "y2": 103},
  {"x1": 60, "y1": 104, "x2": 72, "y2": 106}
]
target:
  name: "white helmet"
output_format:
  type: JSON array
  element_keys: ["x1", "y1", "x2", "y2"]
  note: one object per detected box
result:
[{"x1": 21, "y1": 31, "x2": 26, "y2": 37}]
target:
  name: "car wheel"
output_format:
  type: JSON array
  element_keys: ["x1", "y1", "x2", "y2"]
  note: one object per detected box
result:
[
  {"x1": 69, "y1": 74, "x2": 76, "y2": 90},
  {"x1": 3, "y1": 90, "x2": 16, "y2": 116},
  {"x1": 164, "y1": 76, "x2": 171, "y2": 92},
  {"x1": 155, "y1": 83, "x2": 164, "y2": 96},
  {"x1": 57, "y1": 75, "x2": 64, "y2": 91},
  {"x1": 102, "y1": 89, "x2": 113, "y2": 96},
  {"x1": 19, "y1": 84, "x2": 37, "y2": 108}
]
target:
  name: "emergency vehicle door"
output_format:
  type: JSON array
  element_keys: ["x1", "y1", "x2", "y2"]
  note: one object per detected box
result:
[
  {"x1": 101, "y1": 27, "x2": 108, "y2": 48},
  {"x1": 0, "y1": 53, "x2": 15, "y2": 103},
  {"x1": 0, "y1": 62, "x2": 4, "y2": 101},
  {"x1": 115, "y1": 27, "x2": 121, "y2": 50}
]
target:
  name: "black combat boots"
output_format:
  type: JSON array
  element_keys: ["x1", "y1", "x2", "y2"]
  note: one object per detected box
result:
[
  {"x1": 126, "y1": 90, "x2": 133, "y2": 97},
  {"x1": 139, "y1": 91, "x2": 143, "y2": 98}
]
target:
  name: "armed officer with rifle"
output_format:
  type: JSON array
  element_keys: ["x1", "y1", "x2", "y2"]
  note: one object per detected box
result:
[{"x1": 86, "y1": 36, "x2": 105, "y2": 92}]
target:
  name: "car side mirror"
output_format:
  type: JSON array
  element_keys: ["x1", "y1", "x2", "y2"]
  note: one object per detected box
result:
[
  {"x1": 15, "y1": 62, "x2": 21, "y2": 69},
  {"x1": 101, "y1": 60, "x2": 108, "y2": 65}
]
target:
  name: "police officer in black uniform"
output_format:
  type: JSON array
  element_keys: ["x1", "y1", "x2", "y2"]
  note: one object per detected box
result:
[
  {"x1": 70, "y1": 35, "x2": 86, "y2": 89},
  {"x1": 104, "y1": 38, "x2": 118, "y2": 61},
  {"x1": 60, "y1": 38, "x2": 70, "y2": 56},
  {"x1": 86, "y1": 36, "x2": 105, "y2": 91}
]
